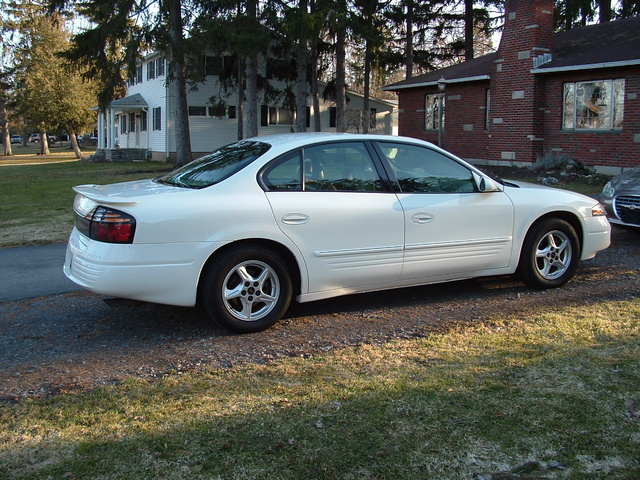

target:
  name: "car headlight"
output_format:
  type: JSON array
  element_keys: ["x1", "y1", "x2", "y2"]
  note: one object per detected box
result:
[
  {"x1": 591, "y1": 203, "x2": 606, "y2": 217},
  {"x1": 601, "y1": 181, "x2": 615, "y2": 198}
]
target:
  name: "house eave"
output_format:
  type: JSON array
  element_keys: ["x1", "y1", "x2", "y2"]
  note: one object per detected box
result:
[
  {"x1": 381, "y1": 74, "x2": 490, "y2": 91},
  {"x1": 532, "y1": 58, "x2": 640, "y2": 74}
]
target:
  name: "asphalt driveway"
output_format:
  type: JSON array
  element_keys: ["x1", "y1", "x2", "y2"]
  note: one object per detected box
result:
[{"x1": 0, "y1": 243, "x2": 80, "y2": 302}]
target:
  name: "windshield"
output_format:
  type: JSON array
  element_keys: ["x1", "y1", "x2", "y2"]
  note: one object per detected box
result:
[{"x1": 156, "y1": 141, "x2": 271, "y2": 189}]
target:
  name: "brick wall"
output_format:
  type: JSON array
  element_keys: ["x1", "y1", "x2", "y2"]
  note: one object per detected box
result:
[
  {"x1": 397, "y1": 81, "x2": 492, "y2": 160},
  {"x1": 542, "y1": 67, "x2": 640, "y2": 172}
]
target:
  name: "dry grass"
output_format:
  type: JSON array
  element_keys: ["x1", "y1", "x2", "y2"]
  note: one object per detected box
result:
[{"x1": 1, "y1": 299, "x2": 639, "y2": 479}]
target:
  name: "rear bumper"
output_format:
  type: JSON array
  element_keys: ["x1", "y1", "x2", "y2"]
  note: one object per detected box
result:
[{"x1": 64, "y1": 228, "x2": 220, "y2": 307}]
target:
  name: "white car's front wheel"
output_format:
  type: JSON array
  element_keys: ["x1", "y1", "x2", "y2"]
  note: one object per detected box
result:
[
  {"x1": 518, "y1": 218, "x2": 580, "y2": 289},
  {"x1": 201, "y1": 246, "x2": 293, "y2": 333}
]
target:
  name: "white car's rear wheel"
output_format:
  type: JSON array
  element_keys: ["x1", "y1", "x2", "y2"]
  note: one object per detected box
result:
[
  {"x1": 518, "y1": 218, "x2": 580, "y2": 289},
  {"x1": 202, "y1": 246, "x2": 292, "y2": 333}
]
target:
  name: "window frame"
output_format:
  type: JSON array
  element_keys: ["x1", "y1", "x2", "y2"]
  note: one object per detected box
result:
[
  {"x1": 562, "y1": 79, "x2": 625, "y2": 131},
  {"x1": 152, "y1": 107, "x2": 162, "y2": 131},
  {"x1": 189, "y1": 106, "x2": 207, "y2": 117},
  {"x1": 156, "y1": 57, "x2": 166, "y2": 77},
  {"x1": 260, "y1": 105, "x2": 296, "y2": 126},
  {"x1": 374, "y1": 141, "x2": 477, "y2": 194},
  {"x1": 260, "y1": 141, "x2": 386, "y2": 193},
  {"x1": 129, "y1": 112, "x2": 136, "y2": 133},
  {"x1": 424, "y1": 93, "x2": 443, "y2": 131},
  {"x1": 147, "y1": 60, "x2": 156, "y2": 80}
]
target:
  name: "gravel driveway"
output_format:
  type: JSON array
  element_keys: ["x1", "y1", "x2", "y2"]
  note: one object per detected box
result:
[{"x1": 1, "y1": 226, "x2": 638, "y2": 402}]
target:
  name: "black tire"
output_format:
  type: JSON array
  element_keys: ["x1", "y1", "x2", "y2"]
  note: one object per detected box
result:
[
  {"x1": 517, "y1": 218, "x2": 580, "y2": 289},
  {"x1": 201, "y1": 246, "x2": 293, "y2": 333}
]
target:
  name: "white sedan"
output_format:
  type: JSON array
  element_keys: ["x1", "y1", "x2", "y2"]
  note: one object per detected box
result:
[{"x1": 64, "y1": 134, "x2": 611, "y2": 332}]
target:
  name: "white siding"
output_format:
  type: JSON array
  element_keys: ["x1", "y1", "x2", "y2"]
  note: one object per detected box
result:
[
  {"x1": 117, "y1": 52, "x2": 396, "y2": 160},
  {"x1": 127, "y1": 54, "x2": 169, "y2": 157}
]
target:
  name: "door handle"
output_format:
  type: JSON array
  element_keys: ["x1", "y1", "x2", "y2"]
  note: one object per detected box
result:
[
  {"x1": 411, "y1": 213, "x2": 435, "y2": 224},
  {"x1": 282, "y1": 213, "x2": 310, "y2": 225}
]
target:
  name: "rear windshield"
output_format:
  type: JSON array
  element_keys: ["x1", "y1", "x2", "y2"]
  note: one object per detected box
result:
[{"x1": 156, "y1": 141, "x2": 271, "y2": 189}]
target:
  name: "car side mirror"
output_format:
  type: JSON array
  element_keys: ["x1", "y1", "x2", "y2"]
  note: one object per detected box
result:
[{"x1": 473, "y1": 172, "x2": 502, "y2": 193}]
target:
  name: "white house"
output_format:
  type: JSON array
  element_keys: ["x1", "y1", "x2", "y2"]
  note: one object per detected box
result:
[{"x1": 96, "y1": 52, "x2": 397, "y2": 162}]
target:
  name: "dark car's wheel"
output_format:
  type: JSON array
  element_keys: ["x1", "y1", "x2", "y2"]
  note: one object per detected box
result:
[
  {"x1": 518, "y1": 218, "x2": 580, "y2": 289},
  {"x1": 201, "y1": 246, "x2": 293, "y2": 333}
]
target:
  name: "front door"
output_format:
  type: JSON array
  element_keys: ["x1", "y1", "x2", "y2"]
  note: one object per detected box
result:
[{"x1": 375, "y1": 141, "x2": 514, "y2": 281}]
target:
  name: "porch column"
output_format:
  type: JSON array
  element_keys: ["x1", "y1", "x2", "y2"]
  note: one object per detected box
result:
[
  {"x1": 107, "y1": 109, "x2": 115, "y2": 149},
  {"x1": 97, "y1": 112, "x2": 104, "y2": 149}
]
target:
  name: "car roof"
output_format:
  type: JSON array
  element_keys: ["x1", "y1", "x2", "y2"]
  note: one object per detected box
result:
[{"x1": 246, "y1": 133, "x2": 433, "y2": 150}]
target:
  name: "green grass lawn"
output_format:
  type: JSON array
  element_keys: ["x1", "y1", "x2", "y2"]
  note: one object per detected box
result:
[
  {"x1": 0, "y1": 159, "x2": 172, "y2": 247},
  {"x1": 1, "y1": 299, "x2": 639, "y2": 479}
]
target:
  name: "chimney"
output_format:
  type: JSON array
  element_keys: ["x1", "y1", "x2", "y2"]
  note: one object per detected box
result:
[{"x1": 488, "y1": 0, "x2": 555, "y2": 165}]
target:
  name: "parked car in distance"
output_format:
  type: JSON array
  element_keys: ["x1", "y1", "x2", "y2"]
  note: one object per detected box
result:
[
  {"x1": 29, "y1": 133, "x2": 57, "y2": 143},
  {"x1": 64, "y1": 133, "x2": 611, "y2": 333},
  {"x1": 600, "y1": 166, "x2": 640, "y2": 228},
  {"x1": 10, "y1": 135, "x2": 22, "y2": 144}
]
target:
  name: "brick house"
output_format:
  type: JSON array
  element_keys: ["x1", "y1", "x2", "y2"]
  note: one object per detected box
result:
[{"x1": 383, "y1": 0, "x2": 640, "y2": 174}]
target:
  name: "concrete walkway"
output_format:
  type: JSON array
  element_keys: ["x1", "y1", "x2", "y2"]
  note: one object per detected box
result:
[{"x1": 0, "y1": 243, "x2": 80, "y2": 302}]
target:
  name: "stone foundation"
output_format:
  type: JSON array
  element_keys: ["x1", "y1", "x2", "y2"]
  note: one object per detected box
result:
[{"x1": 90, "y1": 148, "x2": 149, "y2": 162}]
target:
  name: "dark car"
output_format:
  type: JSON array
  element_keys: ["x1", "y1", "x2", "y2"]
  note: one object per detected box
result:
[{"x1": 600, "y1": 167, "x2": 640, "y2": 228}]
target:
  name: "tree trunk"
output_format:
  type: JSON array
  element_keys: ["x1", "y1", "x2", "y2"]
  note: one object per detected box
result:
[
  {"x1": 335, "y1": 11, "x2": 346, "y2": 133},
  {"x1": 245, "y1": 53, "x2": 259, "y2": 138},
  {"x1": 295, "y1": 0, "x2": 309, "y2": 133},
  {"x1": 0, "y1": 97, "x2": 12, "y2": 156},
  {"x1": 406, "y1": 0, "x2": 414, "y2": 79},
  {"x1": 168, "y1": 0, "x2": 193, "y2": 168},
  {"x1": 464, "y1": 0, "x2": 474, "y2": 61},
  {"x1": 362, "y1": 38, "x2": 371, "y2": 134},
  {"x1": 310, "y1": 0, "x2": 321, "y2": 132},
  {"x1": 237, "y1": 56, "x2": 244, "y2": 141},
  {"x1": 236, "y1": 2, "x2": 244, "y2": 141},
  {"x1": 599, "y1": 0, "x2": 612, "y2": 22},
  {"x1": 69, "y1": 128, "x2": 84, "y2": 159},
  {"x1": 39, "y1": 132, "x2": 51, "y2": 155},
  {"x1": 245, "y1": 0, "x2": 259, "y2": 138}
]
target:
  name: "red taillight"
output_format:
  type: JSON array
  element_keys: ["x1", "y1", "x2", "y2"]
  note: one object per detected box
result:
[{"x1": 75, "y1": 206, "x2": 136, "y2": 244}]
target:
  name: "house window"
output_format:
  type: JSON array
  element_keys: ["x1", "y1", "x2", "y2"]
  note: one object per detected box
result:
[
  {"x1": 228, "y1": 106, "x2": 237, "y2": 119},
  {"x1": 563, "y1": 79, "x2": 625, "y2": 130},
  {"x1": 147, "y1": 61, "x2": 156, "y2": 80},
  {"x1": 120, "y1": 115, "x2": 127, "y2": 135},
  {"x1": 156, "y1": 57, "x2": 166, "y2": 77},
  {"x1": 278, "y1": 108, "x2": 294, "y2": 125},
  {"x1": 189, "y1": 106, "x2": 207, "y2": 116},
  {"x1": 136, "y1": 65, "x2": 143, "y2": 84},
  {"x1": 269, "y1": 107, "x2": 278, "y2": 125},
  {"x1": 260, "y1": 105, "x2": 294, "y2": 126},
  {"x1": 425, "y1": 94, "x2": 442, "y2": 131},
  {"x1": 140, "y1": 111, "x2": 148, "y2": 132},
  {"x1": 485, "y1": 89, "x2": 491, "y2": 130},
  {"x1": 205, "y1": 56, "x2": 223, "y2": 76},
  {"x1": 153, "y1": 107, "x2": 162, "y2": 131},
  {"x1": 329, "y1": 107, "x2": 336, "y2": 128},
  {"x1": 369, "y1": 108, "x2": 377, "y2": 129},
  {"x1": 129, "y1": 112, "x2": 136, "y2": 133}
]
